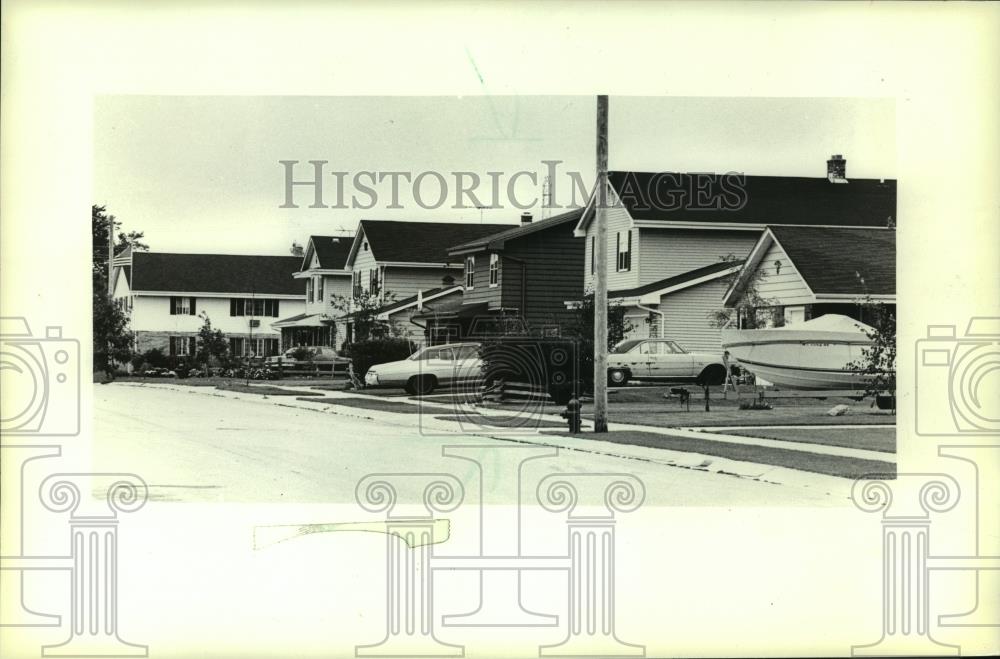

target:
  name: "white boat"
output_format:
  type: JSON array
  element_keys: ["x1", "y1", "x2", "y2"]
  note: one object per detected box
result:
[{"x1": 720, "y1": 314, "x2": 875, "y2": 390}]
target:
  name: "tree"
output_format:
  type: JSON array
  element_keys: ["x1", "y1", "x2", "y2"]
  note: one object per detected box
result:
[
  {"x1": 92, "y1": 204, "x2": 148, "y2": 377},
  {"x1": 845, "y1": 297, "x2": 896, "y2": 413},
  {"x1": 564, "y1": 290, "x2": 634, "y2": 389},
  {"x1": 331, "y1": 290, "x2": 403, "y2": 343},
  {"x1": 707, "y1": 253, "x2": 779, "y2": 329},
  {"x1": 92, "y1": 204, "x2": 149, "y2": 293},
  {"x1": 195, "y1": 312, "x2": 229, "y2": 367},
  {"x1": 93, "y1": 294, "x2": 134, "y2": 378}
]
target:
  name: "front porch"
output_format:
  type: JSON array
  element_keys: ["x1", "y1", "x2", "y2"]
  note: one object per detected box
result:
[{"x1": 272, "y1": 313, "x2": 340, "y2": 350}]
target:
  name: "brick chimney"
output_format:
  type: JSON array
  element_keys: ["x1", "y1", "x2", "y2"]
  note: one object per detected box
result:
[
  {"x1": 520, "y1": 212, "x2": 533, "y2": 224},
  {"x1": 827, "y1": 154, "x2": 848, "y2": 184}
]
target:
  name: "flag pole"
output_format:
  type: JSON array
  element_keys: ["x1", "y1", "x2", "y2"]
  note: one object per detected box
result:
[{"x1": 593, "y1": 95, "x2": 609, "y2": 433}]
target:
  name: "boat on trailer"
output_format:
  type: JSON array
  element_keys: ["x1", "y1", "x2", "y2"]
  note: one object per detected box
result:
[{"x1": 720, "y1": 314, "x2": 876, "y2": 390}]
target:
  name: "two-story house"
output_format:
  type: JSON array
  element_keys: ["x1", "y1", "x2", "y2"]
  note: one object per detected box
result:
[
  {"x1": 342, "y1": 219, "x2": 512, "y2": 343},
  {"x1": 722, "y1": 225, "x2": 896, "y2": 326},
  {"x1": 273, "y1": 235, "x2": 353, "y2": 349},
  {"x1": 112, "y1": 251, "x2": 306, "y2": 358},
  {"x1": 441, "y1": 209, "x2": 585, "y2": 338},
  {"x1": 574, "y1": 157, "x2": 896, "y2": 351}
]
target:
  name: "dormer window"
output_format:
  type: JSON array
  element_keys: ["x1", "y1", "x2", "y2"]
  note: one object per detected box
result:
[
  {"x1": 489, "y1": 254, "x2": 499, "y2": 287},
  {"x1": 465, "y1": 256, "x2": 475, "y2": 289}
]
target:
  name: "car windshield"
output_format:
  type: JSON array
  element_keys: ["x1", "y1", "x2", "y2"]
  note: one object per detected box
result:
[{"x1": 611, "y1": 339, "x2": 643, "y2": 354}]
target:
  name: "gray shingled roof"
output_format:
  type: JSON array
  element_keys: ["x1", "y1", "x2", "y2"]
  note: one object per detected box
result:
[
  {"x1": 359, "y1": 220, "x2": 513, "y2": 264},
  {"x1": 768, "y1": 226, "x2": 895, "y2": 295},
  {"x1": 131, "y1": 252, "x2": 305, "y2": 295}
]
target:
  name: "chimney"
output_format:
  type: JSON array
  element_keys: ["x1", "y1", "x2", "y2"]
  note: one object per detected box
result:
[
  {"x1": 827, "y1": 154, "x2": 848, "y2": 184},
  {"x1": 520, "y1": 212, "x2": 533, "y2": 224}
]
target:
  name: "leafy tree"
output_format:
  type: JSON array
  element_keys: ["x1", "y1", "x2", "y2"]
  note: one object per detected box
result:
[
  {"x1": 93, "y1": 293, "x2": 134, "y2": 379},
  {"x1": 845, "y1": 298, "x2": 896, "y2": 413},
  {"x1": 564, "y1": 290, "x2": 634, "y2": 389},
  {"x1": 92, "y1": 204, "x2": 149, "y2": 293},
  {"x1": 195, "y1": 312, "x2": 229, "y2": 367},
  {"x1": 708, "y1": 252, "x2": 780, "y2": 329},
  {"x1": 331, "y1": 290, "x2": 402, "y2": 342}
]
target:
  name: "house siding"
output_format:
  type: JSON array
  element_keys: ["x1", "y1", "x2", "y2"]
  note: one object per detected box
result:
[
  {"x1": 461, "y1": 253, "x2": 501, "y2": 310},
  {"x1": 128, "y1": 295, "x2": 303, "y2": 337},
  {"x1": 304, "y1": 273, "x2": 352, "y2": 315},
  {"x1": 583, "y1": 188, "x2": 637, "y2": 292},
  {"x1": 500, "y1": 225, "x2": 585, "y2": 331},
  {"x1": 638, "y1": 229, "x2": 759, "y2": 283},
  {"x1": 752, "y1": 240, "x2": 815, "y2": 306},
  {"x1": 384, "y1": 266, "x2": 462, "y2": 301},
  {"x1": 656, "y1": 277, "x2": 732, "y2": 353}
]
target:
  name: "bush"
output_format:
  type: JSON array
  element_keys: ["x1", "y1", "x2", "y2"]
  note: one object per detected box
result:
[
  {"x1": 130, "y1": 354, "x2": 146, "y2": 372},
  {"x1": 291, "y1": 346, "x2": 315, "y2": 361},
  {"x1": 142, "y1": 348, "x2": 168, "y2": 368},
  {"x1": 341, "y1": 338, "x2": 416, "y2": 378}
]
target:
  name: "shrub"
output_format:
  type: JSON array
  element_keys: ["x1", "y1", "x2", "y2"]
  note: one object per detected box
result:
[
  {"x1": 341, "y1": 338, "x2": 416, "y2": 378},
  {"x1": 142, "y1": 348, "x2": 168, "y2": 368},
  {"x1": 130, "y1": 354, "x2": 146, "y2": 372},
  {"x1": 291, "y1": 346, "x2": 315, "y2": 361}
]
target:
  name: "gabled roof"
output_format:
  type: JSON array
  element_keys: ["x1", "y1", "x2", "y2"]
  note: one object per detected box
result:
[
  {"x1": 610, "y1": 260, "x2": 744, "y2": 304},
  {"x1": 302, "y1": 235, "x2": 352, "y2": 271},
  {"x1": 723, "y1": 226, "x2": 896, "y2": 305},
  {"x1": 375, "y1": 286, "x2": 463, "y2": 318},
  {"x1": 347, "y1": 220, "x2": 513, "y2": 267},
  {"x1": 447, "y1": 208, "x2": 584, "y2": 255},
  {"x1": 574, "y1": 170, "x2": 896, "y2": 234},
  {"x1": 130, "y1": 252, "x2": 306, "y2": 295}
]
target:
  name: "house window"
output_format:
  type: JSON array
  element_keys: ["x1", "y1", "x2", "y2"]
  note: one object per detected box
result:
[
  {"x1": 465, "y1": 256, "x2": 475, "y2": 289},
  {"x1": 170, "y1": 296, "x2": 196, "y2": 315},
  {"x1": 590, "y1": 236, "x2": 595, "y2": 274},
  {"x1": 316, "y1": 277, "x2": 324, "y2": 304},
  {"x1": 489, "y1": 254, "x2": 499, "y2": 287},
  {"x1": 306, "y1": 279, "x2": 313, "y2": 303},
  {"x1": 229, "y1": 337, "x2": 279, "y2": 357},
  {"x1": 616, "y1": 230, "x2": 632, "y2": 272},
  {"x1": 168, "y1": 336, "x2": 195, "y2": 356},
  {"x1": 229, "y1": 298, "x2": 280, "y2": 317},
  {"x1": 352, "y1": 271, "x2": 362, "y2": 299},
  {"x1": 369, "y1": 268, "x2": 381, "y2": 295}
]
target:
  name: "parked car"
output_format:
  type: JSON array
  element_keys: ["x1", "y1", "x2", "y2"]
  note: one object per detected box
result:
[
  {"x1": 265, "y1": 346, "x2": 350, "y2": 371},
  {"x1": 364, "y1": 343, "x2": 482, "y2": 395},
  {"x1": 607, "y1": 338, "x2": 728, "y2": 386}
]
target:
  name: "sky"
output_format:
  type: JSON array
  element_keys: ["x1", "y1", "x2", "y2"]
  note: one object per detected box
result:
[{"x1": 94, "y1": 96, "x2": 895, "y2": 255}]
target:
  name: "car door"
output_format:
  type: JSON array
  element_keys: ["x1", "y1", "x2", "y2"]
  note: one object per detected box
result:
[
  {"x1": 428, "y1": 346, "x2": 456, "y2": 383},
  {"x1": 647, "y1": 340, "x2": 695, "y2": 379},
  {"x1": 451, "y1": 345, "x2": 482, "y2": 385}
]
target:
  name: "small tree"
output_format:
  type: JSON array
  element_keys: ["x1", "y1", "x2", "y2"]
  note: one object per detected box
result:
[
  {"x1": 331, "y1": 290, "x2": 402, "y2": 342},
  {"x1": 93, "y1": 293, "x2": 134, "y2": 379},
  {"x1": 708, "y1": 253, "x2": 779, "y2": 329},
  {"x1": 845, "y1": 297, "x2": 896, "y2": 412},
  {"x1": 564, "y1": 290, "x2": 634, "y2": 390},
  {"x1": 195, "y1": 312, "x2": 229, "y2": 367}
]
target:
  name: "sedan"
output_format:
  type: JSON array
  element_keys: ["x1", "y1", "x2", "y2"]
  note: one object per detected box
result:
[
  {"x1": 365, "y1": 343, "x2": 482, "y2": 395},
  {"x1": 265, "y1": 346, "x2": 351, "y2": 371},
  {"x1": 607, "y1": 338, "x2": 728, "y2": 386}
]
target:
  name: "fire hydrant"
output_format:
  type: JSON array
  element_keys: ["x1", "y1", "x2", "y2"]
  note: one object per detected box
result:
[{"x1": 561, "y1": 397, "x2": 582, "y2": 433}]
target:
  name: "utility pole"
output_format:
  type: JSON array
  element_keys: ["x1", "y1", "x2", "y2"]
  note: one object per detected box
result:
[
  {"x1": 107, "y1": 216, "x2": 115, "y2": 295},
  {"x1": 593, "y1": 95, "x2": 609, "y2": 433}
]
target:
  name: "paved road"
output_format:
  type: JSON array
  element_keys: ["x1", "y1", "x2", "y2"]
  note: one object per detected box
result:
[{"x1": 94, "y1": 384, "x2": 849, "y2": 506}]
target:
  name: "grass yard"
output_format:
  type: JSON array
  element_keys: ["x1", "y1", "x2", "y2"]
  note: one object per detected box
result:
[
  {"x1": 433, "y1": 414, "x2": 568, "y2": 429},
  {"x1": 722, "y1": 427, "x2": 895, "y2": 453},
  {"x1": 215, "y1": 384, "x2": 324, "y2": 396},
  {"x1": 545, "y1": 430, "x2": 896, "y2": 480}
]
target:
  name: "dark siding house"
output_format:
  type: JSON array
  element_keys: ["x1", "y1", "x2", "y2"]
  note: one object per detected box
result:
[{"x1": 444, "y1": 209, "x2": 585, "y2": 337}]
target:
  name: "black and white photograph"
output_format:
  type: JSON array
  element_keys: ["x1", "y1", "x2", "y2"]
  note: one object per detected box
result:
[{"x1": 2, "y1": 3, "x2": 997, "y2": 658}]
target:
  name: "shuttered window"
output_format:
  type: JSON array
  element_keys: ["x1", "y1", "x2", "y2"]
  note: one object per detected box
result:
[
  {"x1": 169, "y1": 336, "x2": 195, "y2": 356},
  {"x1": 616, "y1": 231, "x2": 632, "y2": 272},
  {"x1": 170, "y1": 296, "x2": 195, "y2": 315}
]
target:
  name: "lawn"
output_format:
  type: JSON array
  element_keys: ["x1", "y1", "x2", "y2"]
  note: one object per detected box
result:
[
  {"x1": 722, "y1": 427, "x2": 895, "y2": 453},
  {"x1": 433, "y1": 414, "x2": 567, "y2": 429},
  {"x1": 544, "y1": 430, "x2": 896, "y2": 480},
  {"x1": 294, "y1": 397, "x2": 424, "y2": 414}
]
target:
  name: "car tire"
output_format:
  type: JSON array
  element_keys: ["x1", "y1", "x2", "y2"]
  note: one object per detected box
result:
[
  {"x1": 607, "y1": 368, "x2": 630, "y2": 386},
  {"x1": 696, "y1": 364, "x2": 727, "y2": 387},
  {"x1": 408, "y1": 375, "x2": 437, "y2": 396}
]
